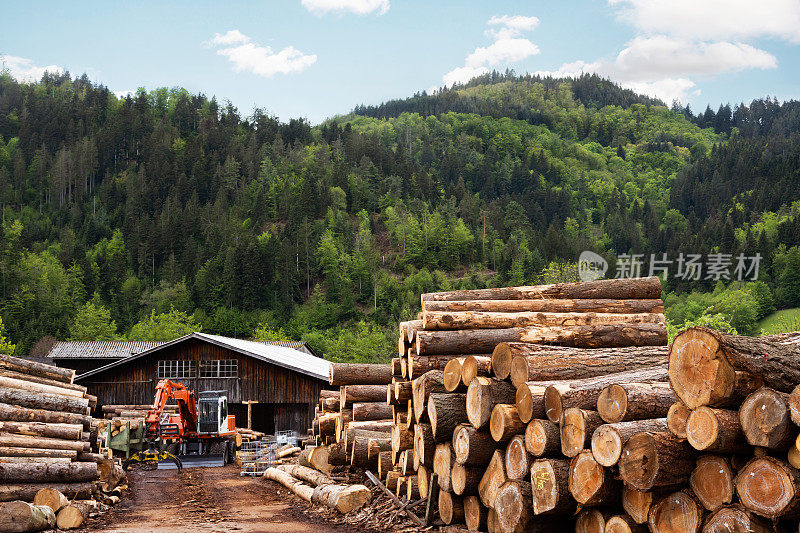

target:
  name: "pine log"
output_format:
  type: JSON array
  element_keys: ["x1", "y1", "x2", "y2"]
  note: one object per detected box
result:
[
  {"x1": 560, "y1": 408, "x2": 604, "y2": 458},
  {"x1": 515, "y1": 383, "x2": 547, "y2": 423},
  {"x1": 789, "y1": 442, "x2": 800, "y2": 468},
  {"x1": 667, "y1": 402, "x2": 691, "y2": 439},
  {"x1": 0, "y1": 354, "x2": 74, "y2": 384},
  {"x1": 352, "y1": 402, "x2": 393, "y2": 422},
  {"x1": 0, "y1": 501, "x2": 55, "y2": 532},
  {"x1": 412, "y1": 370, "x2": 445, "y2": 422},
  {"x1": 409, "y1": 356, "x2": 458, "y2": 380},
  {"x1": 0, "y1": 403, "x2": 88, "y2": 427},
  {"x1": 309, "y1": 446, "x2": 332, "y2": 474},
  {"x1": 423, "y1": 310, "x2": 664, "y2": 331},
  {"x1": 0, "y1": 482, "x2": 94, "y2": 502},
  {"x1": 597, "y1": 382, "x2": 675, "y2": 423},
  {"x1": 0, "y1": 447, "x2": 76, "y2": 460},
  {"x1": 428, "y1": 393, "x2": 468, "y2": 442},
  {"x1": 648, "y1": 491, "x2": 704, "y2": 533},
  {"x1": 668, "y1": 328, "x2": 800, "y2": 409},
  {"x1": 0, "y1": 457, "x2": 71, "y2": 464},
  {"x1": 335, "y1": 409, "x2": 354, "y2": 442},
  {"x1": 0, "y1": 462, "x2": 97, "y2": 484},
  {"x1": 416, "y1": 464, "x2": 429, "y2": 498},
  {"x1": 443, "y1": 357, "x2": 466, "y2": 392},
  {"x1": 467, "y1": 377, "x2": 517, "y2": 430},
  {"x1": 33, "y1": 488, "x2": 67, "y2": 513},
  {"x1": 701, "y1": 505, "x2": 772, "y2": 533},
  {"x1": 438, "y1": 491, "x2": 464, "y2": 525},
  {"x1": 405, "y1": 319, "x2": 423, "y2": 343},
  {"x1": 405, "y1": 476, "x2": 419, "y2": 500},
  {"x1": 377, "y1": 451, "x2": 393, "y2": 479},
  {"x1": 399, "y1": 449, "x2": 415, "y2": 476},
  {"x1": 453, "y1": 424, "x2": 498, "y2": 466},
  {"x1": 489, "y1": 404, "x2": 524, "y2": 443},
  {"x1": 313, "y1": 481, "x2": 373, "y2": 514},
  {"x1": 0, "y1": 370, "x2": 86, "y2": 394},
  {"x1": 317, "y1": 413, "x2": 338, "y2": 436},
  {"x1": 503, "y1": 435, "x2": 530, "y2": 481},
  {"x1": 464, "y1": 495, "x2": 487, "y2": 531},
  {"x1": 544, "y1": 367, "x2": 668, "y2": 423},
  {"x1": 421, "y1": 277, "x2": 662, "y2": 301},
  {"x1": 604, "y1": 515, "x2": 646, "y2": 533},
  {"x1": 385, "y1": 470, "x2": 401, "y2": 492},
  {"x1": 494, "y1": 480, "x2": 532, "y2": 533},
  {"x1": 56, "y1": 500, "x2": 98, "y2": 530},
  {"x1": 735, "y1": 456, "x2": 800, "y2": 519},
  {"x1": 478, "y1": 450, "x2": 506, "y2": 508},
  {"x1": 433, "y1": 443, "x2": 455, "y2": 492},
  {"x1": 340, "y1": 385, "x2": 387, "y2": 406},
  {"x1": 568, "y1": 450, "x2": 619, "y2": 505},
  {"x1": 689, "y1": 455, "x2": 733, "y2": 512},
  {"x1": 327, "y1": 442, "x2": 347, "y2": 465},
  {"x1": 321, "y1": 397, "x2": 339, "y2": 411},
  {"x1": 394, "y1": 381, "x2": 412, "y2": 403},
  {"x1": 391, "y1": 424, "x2": 414, "y2": 454},
  {"x1": 505, "y1": 345, "x2": 669, "y2": 388},
  {"x1": 417, "y1": 323, "x2": 667, "y2": 355},
  {"x1": 413, "y1": 423, "x2": 435, "y2": 467},
  {"x1": 329, "y1": 363, "x2": 392, "y2": 386},
  {"x1": 686, "y1": 407, "x2": 747, "y2": 453},
  {"x1": 460, "y1": 355, "x2": 492, "y2": 387},
  {"x1": 575, "y1": 508, "x2": 613, "y2": 533},
  {"x1": 0, "y1": 389, "x2": 89, "y2": 415},
  {"x1": 450, "y1": 463, "x2": 482, "y2": 496},
  {"x1": 738, "y1": 387, "x2": 793, "y2": 450},
  {"x1": 487, "y1": 508, "x2": 499, "y2": 533},
  {"x1": 524, "y1": 419, "x2": 560, "y2": 457},
  {"x1": 622, "y1": 485, "x2": 664, "y2": 525},
  {"x1": 392, "y1": 357, "x2": 404, "y2": 378},
  {"x1": 0, "y1": 376, "x2": 84, "y2": 399},
  {"x1": 0, "y1": 433, "x2": 86, "y2": 452},
  {"x1": 345, "y1": 427, "x2": 391, "y2": 455},
  {"x1": 619, "y1": 430, "x2": 696, "y2": 490},
  {"x1": 590, "y1": 418, "x2": 668, "y2": 467},
  {"x1": 350, "y1": 436, "x2": 388, "y2": 468},
  {"x1": 423, "y1": 298, "x2": 664, "y2": 314},
  {"x1": 530, "y1": 458, "x2": 575, "y2": 516}
]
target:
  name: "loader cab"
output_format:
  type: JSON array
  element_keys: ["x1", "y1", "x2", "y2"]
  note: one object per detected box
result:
[{"x1": 197, "y1": 390, "x2": 228, "y2": 434}]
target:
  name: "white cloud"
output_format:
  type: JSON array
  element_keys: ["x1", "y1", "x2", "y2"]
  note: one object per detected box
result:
[
  {"x1": 206, "y1": 31, "x2": 317, "y2": 77},
  {"x1": 465, "y1": 38, "x2": 540, "y2": 68},
  {"x1": 114, "y1": 90, "x2": 134, "y2": 99},
  {"x1": 301, "y1": 0, "x2": 389, "y2": 15},
  {"x1": 487, "y1": 15, "x2": 539, "y2": 39},
  {"x1": 2, "y1": 55, "x2": 65, "y2": 82},
  {"x1": 624, "y1": 78, "x2": 699, "y2": 104},
  {"x1": 442, "y1": 66, "x2": 490, "y2": 87},
  {"x1": 610, "y1": 0, "x2": 800, "y2": 43}
]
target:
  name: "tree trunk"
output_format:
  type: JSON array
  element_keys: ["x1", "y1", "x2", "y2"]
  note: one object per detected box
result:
[
  {"x1": 404, "y1": 319, "x2": 423, "y2": 343},
  {"x1": 352, "y1": 402, "x2": 393, "y2": 422},
  {"x1": 56, "y1": 500, "x2": 97, "y2": 530},
  {"x1": 524, "y1": 419, "x2": 559, "y2": 457},
  {"x1": 393, "y1": 381, "x2": 412, "y2": 403},
  {"x1": 544, "y1": 367, "x2": 668, "y2": 423},
  {"x1": 0, "y1": 403, "x2": 88, "y2": 427},
  {"x1": 424, "y1": 298, "x2": 664, "y2": 314},
  {"x1": 438, "y1": 491, "x2": 464, "y2": 525},
  {"x1": 478, "y1": 450, "x2": 506, "y2": 508},
  {"x1": 350, "y1": 436, "x2": 388, "y2": 468},
  {"x1": 450, "y1": 463, "x2": 482, "y2": 495},
  {"x1": 464, "y1": 495, "x2": 487, "y2": 532},
  {"x1": 530, "y1": 458, "x2": 574, "y2": 516},
  {"x1": 505, "y1": 344, "x2": 669, "y2": 388},
  {"x1": 0, "y1": 462, "x2": 97, "y2": 484},
  {"x1": 668, "y1": 328, "x2": 800, "y2": 409},
  {"x1": 377, "y1": 451, "x2": 393, "y2": 479},
  {"x1": 427, "y1": 393, "x2": 467, "y2": 442},
  {"x1": 321, "y1": 397, "x2": 339, "y2": 411},
  {"x1": 590, "y1": 418, "x2": 668, "y2": 467},
  {"x1": 385, "y1": 470, "x2": 401, "y2": 492},
  {"x1": 735, "y1": 456, "x2": 800, "y2": 519},
  {"x1": 0, "y1": 482, "x2": 94, "y2": 502},
  {"x1": 702, "y1": 505, "x2": 772, "y2": 533},
  {"x1": 33, "y1": 488, "x2": 68, "y2": 513},
  {"x1": 0, "y1": 370, "x2": 86, "y2": 394},
  {"x1": 460, "y1": 355, "x2": 492, "y2": 387},
  {"x1": 689, "y1": 454, "x2": 733, "y2": 512},
  {"x1": 0, "y1": 376, "x2": 85, "y2": 399},
  {"x1": 0, "y1": 447, "x2": 76, "y2": 460},
  {"x1": 0, "y1": 354, "x2": 74, "y2": 384},
  {"x1": 443, "y1": 358, "x2": 466, "y2": 392},
  {"x1": 597, "y1": 382, "x2": 675, "y2": 423},
  {"x1": 421, "y1": 277, "x2": 662, "y2": 301},
  {"x1": 424, "y1": 310, "x2": 663, "y2": 331},
  {"x1": 329, "y1": 363, "x2": 392, "y2": 386},
  {"x1": 503, "y1": 435, "x2": 530, "y2": 481},
  {"x1": 399, "y1": 449, "x2": 414, "y2": 476},
  {"x1": 489, "y1": 404, "x2": 525, "y2": 443},
  {"x1": 0, "y1": 501, "x2": 55, "y2": 532},
  {"x1": 647, "y1": 491, "x2": 704, "y2": 533},
  {"x1": 0, "y1": 389, "x2": 89, "y2": 415},
  {"x1": 515, "y1": 383, "x2": 547, "y2": 423},
  {"x1": 391, "y1": 424, "x2": 413, "y2": 454},
  {"x1": 409, "y1": 355, "x2": 462, "y2": 380},
  {"x1": 413, "y1": 423, "x2": 435, "y2": 468},
  {"x1": 685, "y1": 407, "x2": 747, "y2": 453},
  {"x1": 467, "y1": 377, "x2": 517, "y2": 430},
  {"x1": 568, "y1": 450, "x2": 620, "y2": 505},
  {"x1": 560, "y1": 408, "x2": 604, "y2": 458},
  {"x1": 433, "y1": 443, "x2": 455, "y2": 492},
  {"x1": 0, "y1": 434, "x2": 85, "y2": 452},
  {"x1": 453, "y1": 423, "x2": 498, "y2": 466},
  {"x1": 412, "y1": 370, "x2": 445, "y2": 422},
  {"x1": 340, "y1": 385, "x2": 387, "y2": 406},
  {"x1": 666, "y1": 402, "x2": 691, "y2": 439},
  {"x1": 494, "y1": 480, "x2": 532, "y2": 533},
  {"x1": 739, "y1": 387, "x2": 794, "y2": 450},
  {"x1": 345, "y1": 427, "x2": 391, "y2": 456},
  {"x1": 619, "y1": 430, "x2": 696, "y2": 490}
]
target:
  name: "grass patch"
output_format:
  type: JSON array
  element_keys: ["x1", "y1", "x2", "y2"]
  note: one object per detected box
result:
[{"x1": 759, "y1": 308, "x2": 800, "y2": 335}]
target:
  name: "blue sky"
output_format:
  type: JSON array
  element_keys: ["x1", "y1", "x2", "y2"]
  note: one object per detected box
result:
[{"x1": 3, "y1": 1, "x2": 800, "y2": 123}]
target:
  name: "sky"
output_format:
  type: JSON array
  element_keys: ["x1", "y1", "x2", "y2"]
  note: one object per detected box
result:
[{"x1": 3, "y1": 0, "x2": 800, "y2": 123}]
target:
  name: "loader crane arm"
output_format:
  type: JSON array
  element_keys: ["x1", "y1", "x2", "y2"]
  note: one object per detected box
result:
[{"x1": 144, "y1": 379, "x2": 198, "y2": 439}]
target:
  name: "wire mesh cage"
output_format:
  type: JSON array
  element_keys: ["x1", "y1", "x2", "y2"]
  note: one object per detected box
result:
[
  {"x1": 276, "y1": 430, "x2": 298, "y2": 447},
  {"x1": 239, "y1": 437, "x2": 278, "y2": 476}
]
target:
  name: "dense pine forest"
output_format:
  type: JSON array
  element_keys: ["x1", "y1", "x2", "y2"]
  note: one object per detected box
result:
[{"x1": 1, "y1": 69, "x2": 799, "y2": 361}]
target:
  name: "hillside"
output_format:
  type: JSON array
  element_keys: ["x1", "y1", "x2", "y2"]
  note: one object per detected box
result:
[{"x1": 0, "y1": 70, "x2": 799, "y2": 359}]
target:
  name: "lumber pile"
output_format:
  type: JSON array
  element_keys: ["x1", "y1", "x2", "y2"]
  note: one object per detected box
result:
[
  {"x1": 99, "y1": 404, "x2": 177, "y2": 420},
  {"x1": 0, "y1": 354, "x2": 125, "y2": 530}
]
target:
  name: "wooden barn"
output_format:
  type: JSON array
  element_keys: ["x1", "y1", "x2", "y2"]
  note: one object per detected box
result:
[{"x1": 74, "y1": 332, "x2": 329, "y2": 434}]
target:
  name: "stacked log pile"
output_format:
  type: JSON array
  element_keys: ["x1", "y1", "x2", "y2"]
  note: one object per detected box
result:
[{"x1": 0, "y1": 354, "x2": 124, "y2": 531}]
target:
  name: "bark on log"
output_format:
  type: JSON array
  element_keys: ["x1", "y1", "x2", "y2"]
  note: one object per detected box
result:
[
  {"x1": 409, "y1": 355, "x2": 461, "y2": 380},
  {"x1": 413, "y1": 423, "x2": 435, "y2": 467},
  {"x1": 494, "y1": 480, "x2": 532, "y2": 533},
  {"x1": 619, "y1": 430, "x2": 696, "y2": 490},
  {"x1": 568, "y1": 450, "x2": 620, "y2": 506},
  {"x1": 345, "y1": 427, "x2": 391, "y2": 456},
  {"x1": 503, "y1": 435, "x2": 530, "y2": 481},
  {"x1": 394, "y1": 381, "x2": 412, "y2": 403},
  {"x1": 443, "y1": 358, "x2": 466, "y2": 392},
  {"x1": 423, "y1": 310, "x2": 664, "y2": 331},
  {"x1": 433, "y1": 443, "x2": 455, "y2": 493},
  {"x1": 530, "y1": 458, "x2": 575, "y2": 516},
  {"x1": 391, "y1": 357, "x2": 404, "y2": 378},
  {"x1": 416, "y1": 464, "x2": 429, "y2": 498},
  {"x1": 450, "y1": 463, "x2": 482, "y2": 496},
  {"x1": 0, "y1": 447, "x2": 76, "y2": 460},
  {"x1": 317, "y1": 413, "x2": 338, "y2": 436},
  {"x1": 559, "y1": 408, "x2": 604, "y2": 458},
  {"x1": 391, "y1": 424, "x2": 414, "y2": 454},
  {"x1": 0, "y1": 370, "x2": 85, "y2": 394},
  {"x1": 329, "y1": 363, "x2": 392, "y2": 386},
  {"x1": 0, "y1": 353, "x2": 74, "y2": 384},
  {"x1": 667, "y1": 402, "x2": 691, "y2": 439},
  {"x1": 0, "y1": 433, "x2": 86, "y2": 452},
  {"x1": 464, "y1": 495, "x2": 487, "y2": 531},
  {"x1": 505, "y1": 344, "x2": 669, "y2": 388},
  {"x1": 438, "y1": 491, "x2": 464, "y2": 525},
  {"x1": 405, "y1": 319, "x2": 423, "y2": 343},
  {"x1": 734, "y1": 456, "x2": 800, "y2": 519},
  {"x1": 0, "y1": 403, "x2": 88, "y2": 427},
  {"x1": 453, "y1": 423, "x2": 498, "y2": 466},
  {"x1": 597, "y1": 382, "x2": 675, "y2": 423},
  {"x1": 467, "y1": 377, "x2": 517, "y2": 430},
  {"x1": 421, "y1": 277, "x2": 662, "y2": 302},
  {"x1": 412, "y1": 370, "x2": 446, "y2": 422},
  {"x1": 55, "y1": 500, "x2": 96, "y2": 530},
  {"x1": 478, "y1": 450, "x2": 506, "y2": 509},
  {"x1": 350, "y1": 436, "x2": 388, "y2": 468},
  {"x1": 352, "y1": 402, "x2": 393, "y2": 422},
  {"x1": 648, "y1": 491, "x2": 704, "y2": 533},
  {"x1": 0, "y1": 376, "x2": 84, "y2": 399},
  {"x1": 489, "y1": 404, "x2": 525, "y2": 443},
  {"x1": 738, "y1": 387, "x2": 794, "y2": 450},
  {"x1": 340, "y1": 385, "x2": 387, "y2": 406},
  {"x1": 385, "y1": 470, "x2": 401, "y2": 493},
  {"x1": 405, "y1": 476, "x2": 419, "y2": 500},
  {"x1": 689, "y1": 455, "x2": 733, "y2": 512},
  {"x1": 0, "y1": 389, "x2": 89, "y2": 415},
  {"x1": 590, "y1": 418, "x2": 668, "y2": 467},
  {"x1": 33, "y1": 488, "x2": 67, "y2": 513},
  {"x1": 0, "y1": 501, "x2": 55, "y2": 532},
  {"x1": 424, "y1": 298, "x2": 664, "y2": 314},
  {"x1": 460, "y1": 355, "x2": 492, "y2": 387},
  {"x1": 0, "y1": 482, "x2": 94, "y2": 502},
  {"x1": 0, "y1": 462, "x2": 97, "y2": 484},
  {"x1": 686, "y1": 407, "x2": 747, "y2": 453},
  {"x1": 524, "y1": 419, "x2": 560, "y2": 457},
  {"x1": 515, "y1": 383, "x2": 547, "y2": 423},
  {"x1": 668, "y1": 328, "x2": 800, "y2": 409},
  {"x1": 701, "y1": 505, "x2": 772, "y2": 533},
  {"x1": 427, "y1": 393, "x2": 467, "y2": 442}
]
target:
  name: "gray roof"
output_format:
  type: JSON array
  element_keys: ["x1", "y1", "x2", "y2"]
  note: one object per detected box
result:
[
  {"x1": 49, "y1": 341, "x2": 165, "y2": 359},
  {"x1": 74, "y1": 332, "x2": 329, "y2": 382}
]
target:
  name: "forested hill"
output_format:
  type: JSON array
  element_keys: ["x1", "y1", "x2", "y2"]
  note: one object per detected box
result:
[{"x1": 0, "y1": 70, "x2": 799, "y2": 361}]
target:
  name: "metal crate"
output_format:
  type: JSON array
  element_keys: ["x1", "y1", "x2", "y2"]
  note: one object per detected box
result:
[
  {"x1": 239, "y1": 438, "x2": 277, "y2": 476},
  {"x1": 276, "y1": 430, "x2": 298, "y2": 447}
]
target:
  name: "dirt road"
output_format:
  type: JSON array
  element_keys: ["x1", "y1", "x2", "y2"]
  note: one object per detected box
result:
[{"x1": 83, "y1": 465, "x2": 354, "y2": 532}]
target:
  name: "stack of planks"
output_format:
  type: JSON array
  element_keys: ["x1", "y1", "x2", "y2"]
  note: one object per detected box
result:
[{"x1": 0, "y1": 353, "x2": 124, "y2": 531}]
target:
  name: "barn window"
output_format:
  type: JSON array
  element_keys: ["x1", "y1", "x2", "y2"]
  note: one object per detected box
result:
[
  {"x1": 199, "y1": 360, "x2": 238, "y2": 378},
  {"x1": 157, "y1": 360, "x2": 195, "y2": 379}
]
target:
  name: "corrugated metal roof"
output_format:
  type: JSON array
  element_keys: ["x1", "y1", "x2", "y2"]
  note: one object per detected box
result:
[
  {"x1": 74, "y1": 332, "x2": 329, "y2": 382},
  {"x1": 49, "y1": 341, "x2": 166, "y2": 359}
]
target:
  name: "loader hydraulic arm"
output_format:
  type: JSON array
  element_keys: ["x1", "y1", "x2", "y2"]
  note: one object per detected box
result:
[{"x1": 145, "y1": 379, "x2": 199, "y2": 438}]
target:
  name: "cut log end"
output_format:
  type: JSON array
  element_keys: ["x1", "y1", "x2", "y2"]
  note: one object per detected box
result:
[
  {"x1": 648, "y1": 491, "x2": 703, "y2": 533},
  {"x1": 689, "y1": 455, "x2": 733, "y2": 512},
  {"x1": 569, "y1": 450, "x2": 616, "y2": 506},
  {"x1": 667, "y1": 402, "x2": 691, "y2": 439},
  {"x1": 735, "y1": 456, "x2": 800, "y2": 520},
  {"x1": 668, "y1": 328, "x2": 733, "y2": 409}
]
